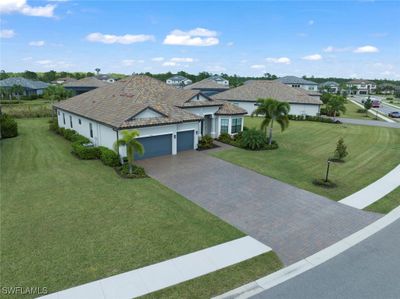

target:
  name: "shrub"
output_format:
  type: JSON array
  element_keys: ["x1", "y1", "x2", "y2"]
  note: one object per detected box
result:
[
  {"x1": 264, "y1": 140, "x2": 279, "y2": 150},
  {"x1": 0, "y1": 114, "x2": 18, "y2": 138},
  {"x1": 71, "y1": 142, "x2": 100, "y2": 160},
  {"x1": 240, "y1": 128, "x2": 268, "y2": 150},
  {"x1": 312, "y1": 178, "x2": 337, "y2": 188},
  {"x1": 333, "y1": 137, "x2": 348, "y2": 161},
  {"x1": 63, "y1": 129, "x2": 78, "y2": 141},
  {"x1": 218, "y1": 132, "x2": 232, "y2": 144},
  {"x1": 49, "y1": 119, "x2": 59, "y2": 132},
  {"x1": 198, "y1": 135, "x2": 214, "y2": 149},
  {"x1": 116, "y1": 164, "x2": 147, "y2": 179},
  {"x1": 99, "y1": 146, "x2": 120, "y2": 167},
  {"x1": 357, "y1": 108, "x2": 367, "y2": 113},
  {"x1": 320, "y1": 107, "x2": 327, "y2": 115}
]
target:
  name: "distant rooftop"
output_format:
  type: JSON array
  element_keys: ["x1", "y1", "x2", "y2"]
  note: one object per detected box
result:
[
  {"x1": 0, "y1": 77, "x2": 49, "y2": 89},
  {"x1": 275, "y1": 76, "x2": 318, "y2": 85},
  {"x1": 63, "y1": 77, "x2": 110, "y2": 88}
]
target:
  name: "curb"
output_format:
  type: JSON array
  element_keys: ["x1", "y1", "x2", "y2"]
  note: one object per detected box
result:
[{"x1": 213, "y1": 206, "x2": 400, "y2": 299}]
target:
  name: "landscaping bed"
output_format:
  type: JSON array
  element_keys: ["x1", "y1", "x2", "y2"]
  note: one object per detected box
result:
[
  {"x1": 1, "y1": 118, "x2": 251, "y2": 298},
  {"x1": 212, "y1": 117, "x2": 400, "y2": 201}
]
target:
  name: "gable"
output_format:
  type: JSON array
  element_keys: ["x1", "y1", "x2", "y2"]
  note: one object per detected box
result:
[
  {"x1": 131, "y1": 108, "x2": 165, "y2": 120},
  {"x1": 189, "y1": 94, "x2": 210, "y2": 102}
]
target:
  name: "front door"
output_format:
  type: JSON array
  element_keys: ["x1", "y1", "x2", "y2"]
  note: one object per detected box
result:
[{"x1": 203, "y1": 115, "x2": 212, "y2": 136}]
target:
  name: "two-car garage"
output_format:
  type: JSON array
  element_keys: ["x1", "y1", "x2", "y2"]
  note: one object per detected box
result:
[{"x1": 134, "y1": 130, "x2": 195, "y2": 160}]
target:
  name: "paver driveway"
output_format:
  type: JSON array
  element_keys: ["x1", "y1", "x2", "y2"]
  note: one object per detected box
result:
[{"x1": 137, "y1": 151, "x2": 381, "y2": 265}]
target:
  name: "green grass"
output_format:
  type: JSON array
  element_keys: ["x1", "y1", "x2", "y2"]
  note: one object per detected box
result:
[
  {"x1": 213, "y1": 117, "x2": 400, "y2": 201},
  {"x1": 2, "y1": 100, "x2": 52, "y2": 118},
  {"x1": 340, "y1": 101, "x2": 380, "y2": 121},
  {"x1": 364, "y1": 187, "x2": 400, "y2": 214},
  {"x1": 1, "y1": 118, "x2": 246, "y2": 297},
  {"x1": 141, "y1": 251, "x2": 282, "y2": 299}
]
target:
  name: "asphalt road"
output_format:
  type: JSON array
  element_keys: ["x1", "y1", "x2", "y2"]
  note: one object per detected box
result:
[
  {"x1": 352, "y1": 95, "x2": 400, "y2": 117},
  {"x1": 253, "y1": 218, "x2": 400, "y2": 299}
]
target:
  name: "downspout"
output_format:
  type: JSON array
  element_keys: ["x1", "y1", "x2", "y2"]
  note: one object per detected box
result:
[{"x1": 114, "y1": 128, "x2": 122, "y2": 163}]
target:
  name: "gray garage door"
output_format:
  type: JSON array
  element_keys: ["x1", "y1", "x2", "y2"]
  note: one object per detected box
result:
[
  {"x1": 135, "y1": 134, "x2": 172, "y2": 160},
  {"x1": 177, "y1": 130, "x2": 195, "y2": 152}
]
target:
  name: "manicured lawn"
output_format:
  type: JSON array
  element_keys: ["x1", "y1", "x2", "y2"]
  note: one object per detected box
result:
[
  {"x1": 1, "y1": 118, "x2": 247, "y2": 297},
  {"x1": 340, "y1": 101, "x2": 381, "y2": 121},
  {"x1": 141, "y1": 251, "x2": 282, "y2": 299},
  {"x1": 364, "y1": 187, "x2": 400, "y2": 214},
  {"x1": 212, "y1": 117, "x2": 400, "y2": 201}
]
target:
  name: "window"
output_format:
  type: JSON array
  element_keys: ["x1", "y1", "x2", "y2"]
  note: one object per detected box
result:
[
  {"x1": 62, "y1": 113, "x2": 65, "y2": 125},
  {"x1": 69, "y1": 116, "x2": 73, "y2": 128},
  {"x1": 79, "y1": 119, "x2": 81, "y2": 125},
  {"x1": 231, "y1": 118, "x2": 242, "y2": 134},
  {"x1": 89, "y1": 123, "x2": 93, "y2": 138},
  {"x1": 220, "y1": 119, "x2": 229, "y2": 134}
]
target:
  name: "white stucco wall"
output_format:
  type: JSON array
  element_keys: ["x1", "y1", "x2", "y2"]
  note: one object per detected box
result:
[{"x1": 135, "y1": 108, "x2": 163, "y2": 119}]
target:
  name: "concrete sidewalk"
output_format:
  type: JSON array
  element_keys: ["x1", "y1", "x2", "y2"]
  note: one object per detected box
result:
[
  {"x1": 340, "y1": 164, "x2": 400, "y2": 209},
  {"x1": 38, "y1": 236, "x2": 270, "y2": 299}
]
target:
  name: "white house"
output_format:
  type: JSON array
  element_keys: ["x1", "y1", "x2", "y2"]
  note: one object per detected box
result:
[
  {"x1": 54, "y1": 75, "x2": 246, "y2": 160},
  {"x1": 166, "y1": 75, "x2": 192, "y2": 87},
  {"x1": 211, "y1": 80, "x2": 323, "y2": 116},
  {"x1": 319, "y1": 81, "x2": 340, "y2": 94},
  {"x1": 347, "y1": 79, "x2": 376, "y2": 95},
  {"x1": 275, "y1": 76, "x2": 319, "y2": 92}
]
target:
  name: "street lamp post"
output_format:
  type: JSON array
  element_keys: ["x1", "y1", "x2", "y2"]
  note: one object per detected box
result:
[{"x1": 325, "y1": 160, "x2": 331, "y2": 182}]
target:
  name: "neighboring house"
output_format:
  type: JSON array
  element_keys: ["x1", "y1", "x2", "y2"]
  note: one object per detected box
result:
[
  {"x1": 54, "y1": 75, "x2": 246, "y2": 160},
  {"x1": 51, "y1": 77, "x2": 77, "y2": 85},
  {"x1": 0, "y1": 77, "x2": 49, "y2": 96},
  {"x1": 96, "y1": 74, "x2": 116, "y2": 83},
  {"x1": 275, "y1": 76, "x2": 319, "y2": 92},
  {"x1": 64, "y1": 77, "x2": 110, "y2": 95},
  {"x1": 346, "y1": 79, "x2": 376, "y2": 95},
  {"x1": 319, "y1": 81, "x2": 340, "y2": 93},
  {"x1": 166, "y1": 75, "x2": 193, "y2": 87},
  {"x1": 185, "y1": 76, "x2": 230, "y2": 96},
  {"x1": 211, "y1": 80, "x2": 323, "y2": 116}
]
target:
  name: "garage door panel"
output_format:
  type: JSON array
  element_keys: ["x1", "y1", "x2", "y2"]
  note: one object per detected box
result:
[
  {"x1": 134, "y1": 134, "x2": 172, "y2": 160},
  {"x1": 177, "y1": 130, "x2": 194, "y2": 152}
]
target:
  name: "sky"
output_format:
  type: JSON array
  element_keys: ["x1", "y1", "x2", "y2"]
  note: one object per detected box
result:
[{"x1": 0, "y1": 0, "x2": 399, "y2": 79}]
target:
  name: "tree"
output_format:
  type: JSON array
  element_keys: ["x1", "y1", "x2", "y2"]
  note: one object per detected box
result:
[
  {"x1": 251, "y1": 98, "x2": 290, "y2": 145},
  {"x1": 0, "y1": 70, "x2": 9, "y2": 80},
  {"x1": 334, "y1": 138, "x2": 348, "y2": 161},
  {"x1": 41, "y1": 70, "x2": 57, "y2": 82},
  {"x1": 0, "y1": 87, "x2": 10, "y2": 99},
  {"x1": 22, "y1": 70, "x2": 38, "y2": 80},
  {"x1": 10, "y1": 84, "x2": 25, "y2": 99},
  {"x1": 363, "y1": 97, "x2": 372, "y2": 117},
  {"x1": 43, "y1": 85, "x2": 75, "y2": 119},
  {"x1": 326, "y1": 95, "x2": 346, "y2": 119},
  {"x1": 113, "y1": 130, "x2": 145, "y2": 174},
  {"x1": 320, "y1": 93, "x2": 333, "y2": 105}
]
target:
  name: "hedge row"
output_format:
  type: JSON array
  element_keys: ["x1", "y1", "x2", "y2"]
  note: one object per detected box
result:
[
  {"x1": 49, "y1": 120, "x2": 120, "y2": 166},
  {"x1": 288, "y1": 114, "x2": 335, "y2": 123}
]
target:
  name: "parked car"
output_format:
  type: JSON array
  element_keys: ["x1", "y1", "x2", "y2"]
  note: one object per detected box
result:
[
  {"x1": 388, "y1": 111, "x2": 400, "y2": 118},
  {"x1": 372, "y1": 100, "x2": 380, "y2": 108}
]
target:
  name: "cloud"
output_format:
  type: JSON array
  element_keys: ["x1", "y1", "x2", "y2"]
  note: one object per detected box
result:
[
  {"x1": 308, "y1": 20, "x2": 314, "y2": 25},
  {"x1": 323, "y1": 46, "x2": 351, "y2": 53},
  {"x1": 266, "y1": 57, "x2": 291, "y2": 64},
  {"x1": 86, "y1": 32, "x2": 155, "y2": 44},
  {"x1": 0, "y1": 0, "x2": 56, "y2": 17},
  {"x1": 36, "y1": 59, "x2": 52, "y2": 65},
  {"x1": 29, "y1": 40, "x2": 45, "y2": 46},
  {"x1": 35, "y1": 59, "x2": 74, "y2": 69},
  {"x1": 170, "y1": 57, "x2": 194, "y2": 63},
  {"x1": 122, "y1": 59, "x2": 145, "y2": 66},
  {"x1": 0, "y1": 29, "x2": 15, "y2": 38},
  {"x1": 163, "y1": 27, "x2": 219, "y2": 46},
  {"x1": 353, "y1": 45, "x2": 379, "y2": 53},
  {"x1": 162, "y1": 61, "x2": 177, "y2": 67},
  {"x1": 302, "y1": 54, "x2": 322, "y2": 61},
  {"x1": 151, "y1": 57, "x2": 164, "y2": 62},
  {"x1": 227, "y1": 41, "x2": 234, "y2": 47},
  {"x1": 251, "y1": 64, "x2": 266, "y2": 69}
]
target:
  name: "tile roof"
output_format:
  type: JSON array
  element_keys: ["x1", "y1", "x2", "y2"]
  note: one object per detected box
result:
[
  {"x1": 348, "y1": 79, "x2": 375, "y2": 84},
  {"x1": 63, "y1": 77, "x2": 110, "y2": 88},
  {"x1": 211, "y1": 80, "x2": 323, "y2": 105},
  {"x1": 319, "y1": 81, "x2": 340, "y2": 87},
  {"x1": 215, "y1": 102, "x2": 247, "y2": 115},
  {"x1": 275, "y1": 76, "x2": 318, "y2": 85},
  {"x1": 167, "y1": 75, "x2": 191, "y2": 81},
  {"x1": 0, "y1": 77, "x2": 49, "y2": 89},
  {"x1": 54, "y1": 75, "x2": 227, "y2": 128}
]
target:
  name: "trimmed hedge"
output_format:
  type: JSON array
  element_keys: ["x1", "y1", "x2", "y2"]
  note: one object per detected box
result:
[
  {"x1": 198, "y1": 135, "x2": 214, "y2": 149},
  {"x1": 0, "y1": 114, "x2": 18, "y2": 138},
  {"x1": 240, "y1": 128, "x2": 268, "y2": 150},
  {"x1": 99, "y1": 146, "x2": 120, "y2": 167},
  {"x1": 71, "y1": 142, "x2": 101, "y2": 160},
  {"x1": 288, "y1": 114, "x2": 335, "y2": 123}
]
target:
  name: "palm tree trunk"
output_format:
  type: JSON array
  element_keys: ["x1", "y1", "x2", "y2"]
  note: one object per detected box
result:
[{"x1": 269, "y1": 121, "x2": 274, "y2": 145}]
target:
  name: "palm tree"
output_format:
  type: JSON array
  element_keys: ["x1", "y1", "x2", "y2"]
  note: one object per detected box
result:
[
  {"x1": 326, "y1": 95, "x2": 346, "y2": 120},
  {"x1": 114, "y1": 130, "x2": 145, "y2": 174},
  {"x1": 251, "y1": 98, "x2": 290, "y2": 145},
  {"x1": 11, "y1": 84, "x2": 25, "y2": 99}
]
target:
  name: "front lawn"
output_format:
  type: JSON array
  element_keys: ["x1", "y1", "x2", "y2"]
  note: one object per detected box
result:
[
  {"x1": 364, "y1": 187, "x2": 400, "y2": 214},
  {"x1": 340, "y1": 101, "x2": 381, "y2": 121},
  {"x1": 1, "y1": 118, "x2": 247, "y2": 297},
  {"x1": 212, "y1": 117, "x2": 400, "y2": 201}
]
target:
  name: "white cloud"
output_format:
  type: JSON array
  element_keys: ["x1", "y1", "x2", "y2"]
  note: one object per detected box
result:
[
  {"x1": 0, "y1": 0, "x2": 56, "y2": 18},
  {"x1": 308, "y1": 20, "x2": 314, "y2": 25},
  {"x1": 302, "y1": 54, "x2": 322, "y2": 61},
  {"x1": 227, "y1": 41, "x2": 234, "y2": 46},
  {"x1": 162, "y1": 61, "x2": 177, "y2": 67},
  {"x1": 251, "y1": 64, "x2": 266, "y2": 69},
  {"x1": 122, "y1": 59, "x2": 145, "y2": 66},
  {"x1": 29, "y1": 40, "x2": 45, "y2": 46},
  {"x1": 266, "y1": 57, "x2": 291, "y2": 64},
  {"x1": 163, "y1": 27, "x2": 219, "y2": 46},
  {"x1": 35, "y1": 59, "x2": 74, "y2": 69},
  {"x1": 170, "y1": 57, "x2": 194, "y2": 63},
  {"x1": 323, "y1": 46, "x2": 351, "y2": 53},
  {"x1": 353, "y1": 45, "x2": 379, "y2": 53},
  {"x1": 36, "y1": 59, "x2": 52, "y2": 65},
  {"x1": 151, "y1": 57, "x2": 164, "y2": 62},
  {"x1": 0, "y1": 29, "x2": 15, "y2": 38},
  {"x1": 86, "y1": 32, "x2": 155, "y2": 44}
]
